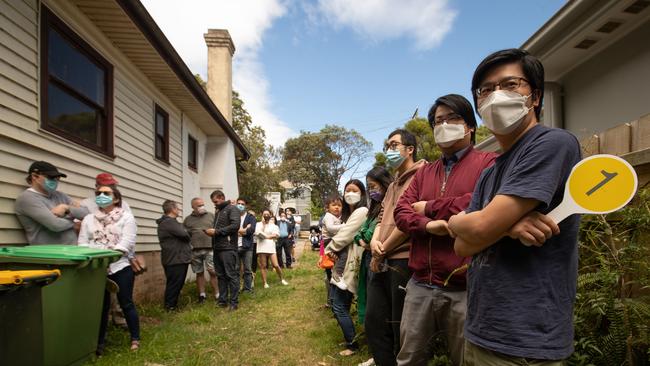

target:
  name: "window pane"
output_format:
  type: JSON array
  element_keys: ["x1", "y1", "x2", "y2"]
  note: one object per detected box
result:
[
  {"x1": 155, "y1": 139, "x2": 163, "y2": 159},
  {"x1": 47, "y1": 83, "x2": 100, "y2": 146},
  {"x1": 48, "y1": 28, "x2": 105, "y2": 107},
  {"x1": 156, "y1": 113, "x2": 166, "y2": 136},
  {"x1": 188, "y1": 136, "x2": 197, "y2": 167}
]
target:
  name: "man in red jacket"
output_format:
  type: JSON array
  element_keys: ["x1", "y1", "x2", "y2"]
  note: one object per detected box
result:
[{"x1": 394, "y1": 94, "x2": 497, "y2": 366}]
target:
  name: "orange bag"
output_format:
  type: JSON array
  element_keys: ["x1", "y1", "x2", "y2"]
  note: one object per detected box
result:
[{"x1": 318, "y1": 255, "x2": 334, "y2": 269}]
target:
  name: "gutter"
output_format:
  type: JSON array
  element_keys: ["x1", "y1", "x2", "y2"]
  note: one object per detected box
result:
[{"x1": 115, "y1": 0, "x2": 250, "y2": 161}]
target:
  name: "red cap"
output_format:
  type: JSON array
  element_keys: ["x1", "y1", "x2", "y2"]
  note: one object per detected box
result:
[{"x1": 96, "y1": 173, "x2": 118, "y2": 186}]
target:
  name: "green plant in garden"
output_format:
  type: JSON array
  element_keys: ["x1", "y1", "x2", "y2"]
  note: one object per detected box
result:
[{"x1": 569, "y1": 187, "x2": 650, "y2": 366}]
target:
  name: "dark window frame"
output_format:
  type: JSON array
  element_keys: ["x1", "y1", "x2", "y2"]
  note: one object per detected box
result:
[
  {"x1": 154, "y1": 104, "x2": 170, "y2": 164},
  {"x1": 40, "y1": 5, "x2": 114, "y2": 157},
  {"x1": 187, "y1": 134, "x2": 198, "y2": 172}
]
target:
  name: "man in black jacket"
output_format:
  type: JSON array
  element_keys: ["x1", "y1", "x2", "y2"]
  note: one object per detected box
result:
[
  {"x1": 205, "y1": 190, "x2": 241, "y2": 310},
  {"x1": 156, "y1": 200, "x2": 192, "y2": 311},
  {"x1": 236, "y1": 198, "x2": 257, "y2": 293}
]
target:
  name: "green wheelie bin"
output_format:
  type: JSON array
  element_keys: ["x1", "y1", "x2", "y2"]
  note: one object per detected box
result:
[
  {"x1": 0, "y1": 245, "x2": 121, "y2": 366},
  {"x1": 0, "y1": 269, "x2": 61, "y2": 366}
]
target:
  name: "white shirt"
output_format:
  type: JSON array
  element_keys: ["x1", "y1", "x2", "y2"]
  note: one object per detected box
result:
[
  {"x1": 238, "y1": 213, "x2": 246, "y2": 248},
  {"x1": 78, "y1": 211, "x2": 137, "y2": 275}
]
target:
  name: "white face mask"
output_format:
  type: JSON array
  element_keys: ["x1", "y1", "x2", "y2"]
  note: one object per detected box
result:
[
  {"x1": 434, "y1": 123, "x2": 468, "y2": 148},
  {"x1": 344, "y1": 192, "x2": 361, "y2": 205},
  {"x1": 478, "y1": 90, "x2": 533, "y2": 135},
  {"x1": 196, "y1": 205, "x2": 206, "y2": 214}
]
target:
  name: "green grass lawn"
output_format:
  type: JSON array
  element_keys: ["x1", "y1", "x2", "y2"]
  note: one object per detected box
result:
[{"x1": 86, "y1": 245, "x2": 373, "y2": 366}]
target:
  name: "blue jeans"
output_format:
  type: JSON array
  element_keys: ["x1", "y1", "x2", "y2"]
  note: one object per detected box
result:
[
  {"x1": 98, "y1": 266, "x2": 140, "y2": 346},
  {"x1": 330, "y1": 285, "x2": 357, "y2": 349},
  {"x1": 238, "y1": 249, "x2": 253, "y2": 291}
]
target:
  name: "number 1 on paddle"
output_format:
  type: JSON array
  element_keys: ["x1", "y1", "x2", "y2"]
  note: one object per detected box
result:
[{"x1": 586, "y1": 170, "x2": 618, "y2": 196}]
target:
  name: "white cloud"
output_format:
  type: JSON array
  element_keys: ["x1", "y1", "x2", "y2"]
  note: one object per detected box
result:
[
  {"x1": 316, "y1": 0, "x2": 456, "y2": 50},
  {"x1": 141, "y1": 0, "x2": 295, "y2": 146}
]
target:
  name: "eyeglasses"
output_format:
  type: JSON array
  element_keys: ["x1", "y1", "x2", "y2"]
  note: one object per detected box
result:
[
  {"x1": 433, "y1": 113, "x2": 464, "y2": 126},
  {"x1": 383, "y1": 141, "x2": 406, "y2": 153},
  {"x1": 95, "y1": 191, "x2": 113, "y2": 196},
  {"x1": 475, "y1": 76, "x2": 529, "y2": 98}
]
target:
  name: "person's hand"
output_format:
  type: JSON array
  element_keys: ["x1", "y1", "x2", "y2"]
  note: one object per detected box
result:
[
  {"x1": 238, "y1": 228, "x2": 246, "y2": 235},
  {"x1": 51, "y1": 204, "x2": 69, "y2": 217},
  {"x1": 447, "y1": 211, "x2": 466, "y2": 238},
  {"x1": 507, "y1": 211, "x2": 560, "y2": 247},
  {"x1": 358, "y1": 239, "x2": 369, "y2": 249},
  {"x1": 73, "y1": 221, "x2": 81, "y2": 234},
  {"x1": 426, "y1": 220, "x2": 449, "y2": 235},
  {"x1": 370, "y1": 240, "x2": 385, "y2": 257},
  {"x1": 369, "y1": 256, "x2": 385, "y2": 273},
  {"x1": 204, "y1": 228, "x2": 216, "y2": 237},
  {"x1": 411, "y1": 201, "x2": 427, "y2": 215},
  {"x1": 129, "y1": 257, "x2": 146, "y2": 275}
]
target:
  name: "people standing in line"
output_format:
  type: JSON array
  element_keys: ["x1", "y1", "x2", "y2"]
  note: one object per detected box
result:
[
  {"x1": 365, "y1": 129, "x2": 426, "y2": 366},
  {"x1": 156, "y1": 200, "x2": 192, "y2": 311},
  {"x1": 236, "y1": 198, "x2": 257, "y2": 293},
  {"x1": 394, "y1": 94, "x2": 498, "y2": 366},
  {"x1": 183, "y1": 197, "x2": 219, "y2": 303},
  {"x1": 15, "y1": 161, "x2": 88, "y2": 244},
  {"x1": 449, "y1": 49, "x2": 581, "y2": 365},
  {"x1": 321, "y1": 196, "x2": 344, "y2": 306},
  {"x1": 78, "y1": 185, "x2": 140, "y2": 353},
  {"x1": 255, "y1": 209, "x2": 289, "y2": 288},
  {"x1": 325, "y1": 179, "x2": 369, "y2": 356},
  {"x1": 205, "y1": 190, "x2": 241, "y2": 311},
  {"x1": 355, "y1": 167, "x2": 393, "y2": 325},
  {"x1": 276, "y1": 210, "x2": 295, "y2": 268},
  {"x1": 80, "y1": 173, "x2": 132, "y2": 213}
]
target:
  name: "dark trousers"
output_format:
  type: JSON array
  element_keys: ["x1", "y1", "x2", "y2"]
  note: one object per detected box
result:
[
  {"x1": 214, "y1": 250, "x2": 240, "y2": 306},
  {"x1": 163, "y1": 263, "x2": 188, "y2": 309},
  {"x1": 98, "y1": 266, "x2": 140, "y2": 346},
  {"x1": 276, "y1": 237, "x2": 293, "y2": 268},
  {"x1": 238, "y1": 249, "x2": 253, "y2": 291},
  {"x1": 365, "y1": 258, "x2": 411, "y2": 366},
  {"x1": 331, "y1": 285, "x2": 357, "y2": 349}
]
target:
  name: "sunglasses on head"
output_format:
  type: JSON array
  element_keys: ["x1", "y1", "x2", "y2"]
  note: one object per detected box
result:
[{"x1": 95, "y1": 191, "x2": 113, "y2": 196}]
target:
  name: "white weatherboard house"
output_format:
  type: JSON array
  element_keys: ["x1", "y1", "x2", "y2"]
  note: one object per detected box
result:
[{"x1": 0, "y1": 0, "x2": 248, "y2": 300}]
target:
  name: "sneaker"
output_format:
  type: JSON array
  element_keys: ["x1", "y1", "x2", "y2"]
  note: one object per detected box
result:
[
  {"x1": 264, "y1": 283, "x2": 270, "y2": 289},
  {"x1": 130, "y1": 340, "x2": 140, "y2": 351},
  {"x1": 198, "y1": 294, "x2": 206, "y2": 304},
  {"x1": 339, "y1": 348, "x2": 356, "y2": 356},
  {"x1": 358, "y1": 358, "x2": 375, "y2": 366},
  {"x1": 281, "y1": 279, "x2": 289, "y2": 286},
  {"x1": 217, "y1": 302, "x2": 228, "y2": 308},
  {"x1": 229, "y1": 304, "x2": 238, "y2": 311}
]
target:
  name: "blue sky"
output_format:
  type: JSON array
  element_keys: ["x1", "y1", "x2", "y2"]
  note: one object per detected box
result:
[{"x1": 143, "y1": 0, "x2": 566, "y2": 180}]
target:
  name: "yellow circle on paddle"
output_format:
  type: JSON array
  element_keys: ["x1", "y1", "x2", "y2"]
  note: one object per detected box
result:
[{"x1": 568, "y1": 155, "x2": 637, "y2": 213}]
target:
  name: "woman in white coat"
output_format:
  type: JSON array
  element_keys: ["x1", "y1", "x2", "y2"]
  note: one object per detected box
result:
[
  {"x1": 78, "y1": 185, "x2": 140, "y2": 353},
  {"x1": 255, "y1": 209, "x2": 288, "y2": 288}
]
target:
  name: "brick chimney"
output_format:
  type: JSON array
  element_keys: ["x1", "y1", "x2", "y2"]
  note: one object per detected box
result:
[{"x1": 203, "y1": 29, "x2": 235, "y2": 124}]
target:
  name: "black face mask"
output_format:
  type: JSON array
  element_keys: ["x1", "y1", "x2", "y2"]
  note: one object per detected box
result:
[{"x1": 263, "y1": 215, "x2": 270, "y2": 221}]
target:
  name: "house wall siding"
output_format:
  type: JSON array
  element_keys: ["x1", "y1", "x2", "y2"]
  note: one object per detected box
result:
[
  {"x1": 0, "y1": 0, "x2": 184, "y2": 249},
  {"x1": 561, "y1": 20, "x2": 650, "y2": 139}
]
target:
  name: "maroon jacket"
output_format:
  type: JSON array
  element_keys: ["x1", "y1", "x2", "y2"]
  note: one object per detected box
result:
[{"x1": 394, "y1": 146, "x2": 497, "y2": 289}]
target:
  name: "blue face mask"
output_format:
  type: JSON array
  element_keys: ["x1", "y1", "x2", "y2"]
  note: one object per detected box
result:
[
  {"x1": 44, "y1": 178, "x2": 58, "y2": 193},
  {"x1": 237, "y1": 204, "x2": 245, "y2": 212},
  {"x1": 385, "y1": 150, "x2": 405, "y2": 168},
  {"x1": 95, "y1": 193, "x2": 113, "y2": 208}
]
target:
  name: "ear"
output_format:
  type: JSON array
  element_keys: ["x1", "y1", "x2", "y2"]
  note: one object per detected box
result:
[{"x1": 531, "y1": 90, "x2": 541, "y2": 107}]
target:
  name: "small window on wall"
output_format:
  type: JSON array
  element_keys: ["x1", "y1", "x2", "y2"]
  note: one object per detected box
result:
[
  {"x1": 188, "y1": 135, "x2": 198, "y2": 171},
  {"x1": 154, "y1": 105, "x2": 169, "y2": 163},
  {"x1": 40, "y1": 6, "x2": 114, "y2": 156}
]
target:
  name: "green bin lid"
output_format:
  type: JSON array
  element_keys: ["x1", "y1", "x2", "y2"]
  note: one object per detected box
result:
[{"x1": 0, "y1": 245, "x2": 121, "y2": 265}]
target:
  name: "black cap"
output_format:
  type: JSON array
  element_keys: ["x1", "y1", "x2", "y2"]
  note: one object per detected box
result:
[{"x1": 28, "y1": 161, "x2": 67, "y2": 178}]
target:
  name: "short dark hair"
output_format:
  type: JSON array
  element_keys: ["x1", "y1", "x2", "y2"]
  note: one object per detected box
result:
[
  {"x1": 428, "y1": 94, "x2": 478, "y2": 144},
  {"x1": 210, "y1": 190, "x2": 225, "y2": 199},
  {"x1": 236, "y1": 197, "x2": 247, "y2": 204},
  {"x1": 324, "y1": 195, "x2": 343, "y2": 208},
  {"x1": 162, "y1": 200, "x2": 177, "y2": 214},
  {"x1": 387, "y1": 129, "x2": 417, "y2": 161},
  {"x1": 471, "y1": 48, "x2": 544, "y2": 120}
]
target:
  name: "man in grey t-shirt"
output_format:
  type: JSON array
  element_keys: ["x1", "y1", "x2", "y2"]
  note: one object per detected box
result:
[{"x1": 14, "y1": 161, "x2": 88, "y2": 245}]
